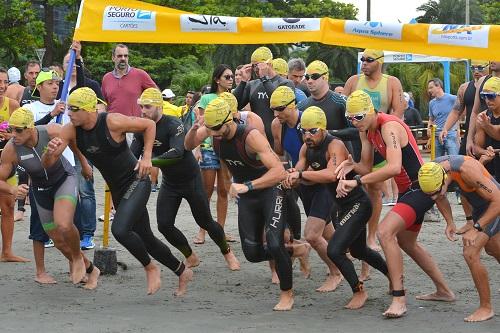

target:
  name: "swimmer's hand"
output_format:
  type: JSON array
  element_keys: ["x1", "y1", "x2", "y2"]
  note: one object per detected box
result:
[
  {"x1": 336, "y1": 179, "x2": 356, "y2": 198},
  {"x1": 335, "y1": 154, "x2": 354, "y2": 180},
  {"x1": 135, "y1": 157, "x2": 152, "y2": 178},
  {"x1": 445, "y1": 223, "x2": 457, "y2": 242},
  {"x1": 229, "y1": 183, "x2": 248, "y2": 199},
  {"x1": 14, "y1": 184, "x2": 29, "y2": 200}
]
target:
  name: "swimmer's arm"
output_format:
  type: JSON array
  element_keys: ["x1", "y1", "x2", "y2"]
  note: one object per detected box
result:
[
  {"x1": 184, "y1": 124, "x2": 209, "y2": 151},
  {"x1": 233, "y1": 82, "x2": 250, "y2": 111},
  {"x1": 466, "y1": 76, "x2": 486, "y2": 152},
  {"x1": 358, "y1": 125, "x2": 402, "y2": 185},
  {"x1": 108, "y1": 114, "x2": 155, "y2": 162},
  {"x1": 0, "y1": 143, "x2": 17, "y2": 195},
  {"x1": 342, "y1": 76, "x2": 356, "y2": 97},
  {"x1": 246, "y1": 130, "x2": 287, "y2": 189},
  {"x1": 327, "y1": 128, "x2": 359, "y2": 141},
  {"x1": 389, "y1": 77, "x2": 405, "y2": 119},
  {"x1": 351, "y1": 131, "x2": 373, "y2": 176},
  {"x1": 302, "y1": 140, "x2": 347, "y2": 183},
  {"x1": 248, "y1": 113, "x2": 266, "y2": 136},
  {"x1": 473, "y1": 125, "x2": 488, "y2": 158},
  {"x1": 41, "y1": 123, "x2": 70, "y2": 168},
  {"x1": 271, "y1": 118, "x2": 284, "y2": 156},
  {"x1": 435, "y1": 191, "x2": 454, "y2": 227},
  {"x1": 129, "y1": 133, "x2": 144, "y2": 159}
]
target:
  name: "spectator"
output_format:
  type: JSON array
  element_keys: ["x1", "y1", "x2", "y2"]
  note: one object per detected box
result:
[
  {"x1": 20, "y1": 60, "x2": 41, "y2": 106},
  {"x1": 162, "y1": 88, "x2": 182, "y2": 118},
  {"x1": 427, "y1": 78, "x2": 459, "y2": 157},
  {"x1": 403, "y1": 92, "x2": 424, "y2": 128},
  {"x1": 287, "y1": 58, "x2": 310, "y2": 98},
  {"x1": 5, "y1": 67, "x2": 24, "y2": 103},
  {"x1": 101, "y1": 43, "x2": 156, "y2": 117}
]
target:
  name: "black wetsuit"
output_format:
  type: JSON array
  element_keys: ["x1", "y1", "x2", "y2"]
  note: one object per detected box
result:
[
  {"x1": 460, "y1": 80, "x2": 477, "y2": 155},
  {"x1": 213, "y1": 124, "x2": 292, "y2": 291},
  {"x1": 483, "y1": 109, "x2": 500, "y2": 182},
  {"x1": 131, "y1": 115, "x2": 229, "y2": 258},
  {"x1": 233, "y1": 75, "x2": 295, "y2": 146},
  {"x1": 297, "y1": 90, "x2": 361, "y2": 162},
  {"x1": 76, "y1": 113, "x2": 184, "y2": 276},
  {"x1": 306, "y1": 134, "x2": 388, "y2": 293}
]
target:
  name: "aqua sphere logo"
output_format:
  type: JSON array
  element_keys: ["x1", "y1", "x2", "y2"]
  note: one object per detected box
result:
[
  {"x1": 365, "y1": 22, "x2": 382, "y2": 28},
  {"x1": 345, "y1": 20, "x2": 402, "y2": 40}
]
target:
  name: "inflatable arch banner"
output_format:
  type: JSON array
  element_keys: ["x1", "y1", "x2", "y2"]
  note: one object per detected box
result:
[{"x1": 74, "y1": 0, "x2": 500, "y2": 59}]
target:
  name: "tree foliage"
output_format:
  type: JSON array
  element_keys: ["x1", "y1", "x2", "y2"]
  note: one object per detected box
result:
[{"x1": 416, "y1": 0, "x2": 483, "y2": 24}]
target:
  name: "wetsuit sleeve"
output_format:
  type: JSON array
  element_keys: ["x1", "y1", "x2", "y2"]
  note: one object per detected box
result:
[
  {"x1": 157, "y1": 119, "x2": 185, "y2": 160},
  {"x1": 233, "y1": 81, "x2": 251, "y2": 110},
  {"x1": 328, "y1": 128, "x2": 360, "y2": 141},
  {"x1": 130, "y1": 133, "x2": 144, "y2": 159},
  {"x1": 34, "y1": 113, "x2": 54, "y2": 125}
]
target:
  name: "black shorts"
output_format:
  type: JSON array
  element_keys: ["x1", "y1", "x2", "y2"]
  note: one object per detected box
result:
[{"x1": 298, "y1": 184, "x2": 333, "y2": 222}]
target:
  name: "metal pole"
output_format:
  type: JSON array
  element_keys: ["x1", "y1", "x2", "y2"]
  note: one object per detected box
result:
[
  {"x1": 103, "y1": 184, "x2": 111, "y2": 248},
  {"x1": 431, "y1": 125, "x2": 436, "y2": 160},
  {"x1": 367, "y1": 0, "x2": 371, "y2": 21}
]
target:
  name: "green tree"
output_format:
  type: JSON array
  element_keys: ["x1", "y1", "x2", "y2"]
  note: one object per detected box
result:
[
  {"x1": 416, "y1": 0, "x2": 483, "y2": 24},
  {"x1": 0, "y1": 0, "x2": 44, "y2": 67},
  {"x1": 479, "y1": 0, "x2": 500, "y2": 24},
  {"x1": 305, "y1": 45, "x2": 360, "y2": 83}
]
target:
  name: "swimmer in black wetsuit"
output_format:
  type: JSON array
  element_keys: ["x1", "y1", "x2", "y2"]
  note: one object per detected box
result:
[
  {"x1": 285, "y1": 106, "x2": 389, "y2": 309},
  {"x1": 131, "y1": 88, "x2": 240, "y2": 271},
  {"x1": 42, "y1": 87, "x2": 193, "y2": 296},
  {"x1": 185, "y1": 97, "x2": 310, "y2": 311}
]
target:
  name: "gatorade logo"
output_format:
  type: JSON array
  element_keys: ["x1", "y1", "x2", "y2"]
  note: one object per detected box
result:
[
  {"x1": 345, "y1": 20, "x2": 403, "y2": 40},
  {"x1": 180, "y1": 14, "x2": 238, "y2": 32},
  {"x1": 428, "y1": 24, "x2": 490, "y2": 48},
  {"x1": 262, "y1": 18, "x2": 320, "y2": 32},
  {"x1": 102, "y1": 6, "x2": 157, "y2": 31}
]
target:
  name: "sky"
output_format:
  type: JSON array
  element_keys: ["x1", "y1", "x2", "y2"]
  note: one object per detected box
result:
[{"x1": 336, "y1": 0, "x2": 430, "y2": 23}]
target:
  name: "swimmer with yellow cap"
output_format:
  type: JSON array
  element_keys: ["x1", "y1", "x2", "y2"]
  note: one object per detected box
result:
[
  {"x1": 272, "y1": 58, "x2": 289, "y2": 78},
  {"x1": 239, "y1": 46, "x2": 274, "y2": 81},
  {"x1": 219, "y1": 92, "x2": 266, "y2": 135},
  {"x1": 305, "y1": 60, "x2": 329, "y2": 81},
  {"x1": 344, "y1": 90, "x2": 376, "y2": 132},
  {"x1": 418, "y1": 162, "x2": 447, "y2": 196},
  {"x1": 299, "y1": 106, "x2": 327, "y2": 148},
  {"x1": 137, "y1": 88, "x2": 165, "y2": 126}
]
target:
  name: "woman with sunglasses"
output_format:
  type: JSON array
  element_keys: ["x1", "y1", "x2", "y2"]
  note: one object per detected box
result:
[
  {"x1": 194, "y1": 64, "x2": 234, "y2": 245},
  {"x1": 419, "y1": 157, "x2": 499, "y2": 322},
  {"x1": 335, "y1": 90, "x2": 455, "y2": 318},
  {"x1": 474, "y1": 76, "x2": 500, "y2": 182}
]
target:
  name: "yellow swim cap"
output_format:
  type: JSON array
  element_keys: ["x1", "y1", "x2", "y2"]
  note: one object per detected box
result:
[
  {"x1": 138, "y1": 88, "x2": 163, "y2": 107},
  {"x1": 471, "y1": 59, "x2": 489, "y2": 67},
  {"x1": 204, "y1": 98, "x2": 231, "y2": 128},
  {"x1": 219, "y1": 92, "x2": 238, "y2": 115},
  {"x1": 306, "y1": 60, "x2": 329, "y2": 79},
  {"x1": 270, "y1": 86, "x2": 295, "y2": 109},
  {"x1": 251, "y1": 47, "x2": 273, "y2": 63},
  {"x1": 68, "y1": 87, "x2": 98, "y2": 112},
  {"x1": 363, "y1": 49, "x2": 384, "y2": 64},
  {"x1": 346, "y1": 90, "x2": 375, "y2": 115},
  {"x1": 272, "y1": 58, "x2": 288, "y2": 76},
  {"x1": 418, "y1": 162, "x2": 446, "y2": 193},
  {"x1": 301, "y1": 106, "x2": 326, "y2": 130},
  {"x1": 9, "y1": 107, "x2": 34, "y2": 129},
  {"x1": 483, "y1": 76, "x2": 500, "y2": 94}
]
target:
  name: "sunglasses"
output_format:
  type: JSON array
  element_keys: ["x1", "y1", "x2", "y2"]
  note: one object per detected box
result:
[
  {"x1": 299, "y1": 127, "x2": 320, "y2": 135},
  {"x1": 480, "y1": 92, "x2": 499, "y2": 100},
  {"x1": 68, "y1": 105, "x2": 82, "y2": 112},
  {"x1": 271, "y1": 99, "x2": 294, "y2": 112},
  {"x1": 360, "y1": 56, "x2": 383, "y2": 63},
  {"x1": 346, "y1": 113, "x2": 366, "y2": 122},
  {"x1": 304, "y1": 72, "x2": 328, "y2": 81},
  {"x1": 206, "y1": 110, "x2": 232, "y2": 131},
  {"x1": 9, "y1": 127, "x2": 26, "y2": 133},
  {"x1": 471, "y1": 65, "x2": 488, "y2": 71},
  {"x1": 222, "y1": 74, "x2": 234, "y2": 80}
]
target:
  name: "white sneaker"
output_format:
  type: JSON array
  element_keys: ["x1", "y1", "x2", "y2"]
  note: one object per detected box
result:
[{"x1": 98, "y1": 210, "x2": 115, "y2": 222}]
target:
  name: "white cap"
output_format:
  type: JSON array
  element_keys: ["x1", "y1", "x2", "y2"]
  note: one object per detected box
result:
[
  {"x1": 161, "y1": 88, "x2": 175, "y2": 99},
  {"x1": 403, "y1": 92, "x2": 410, "y2": 103},
  {"x1": 7, "y1": 67, "x2": 21, "y2": 84}
]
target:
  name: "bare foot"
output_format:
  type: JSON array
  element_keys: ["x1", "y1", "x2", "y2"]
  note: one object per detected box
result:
[
  {"x1": 273, "y1": 290, "x2": 294, "y2": 311},
  {"x1": 367, "y1": 238, "x2": 381, "y2": 252},
  {"x1": 83, "y1": 266, "x2": 101, "y2": 290},
  {"x1": 0, "y1": 254, "x2": 30, "y2": 262},
  {"x1": 174, "y1": 267, "x2": 193, "y2": 297},
  {"x1": 193, "y1": 230, "x2": 205, "y2": 245},
  {"x1": 185, "y1": 252, "x2": 200, "y2": 268},
  {"x1": 271, "y1": 270, "x2": 279, "y2": 284},
  {"x1": 70, "y1": 256, "x2": 86, "y2": 284},
  {"x1": 383, "y1": 297, "x2": 407, "y2": 318},
  {"x1": 35, "y1": 272, "x2": 57, "y2": 284},
  {"x1": 464, "y1": 307, "x2": 494, "y2": 322},
  {"x1": 292, "y1": 242, "x2": 311, "y2": 279},
  {"x1": 416, "y1": 291, "x2": 456, "y2": 302},
  {"x1": 316, "y1": 274, "x2": 343, "y2": 292},
  {"x1": 359, "y1": 262, "x2": 371, "y2": 282},
  {"x1": 345, "y1": 290, "x2": 368, "y2": 309},
  {"x1": 223, "y1": 251, "x2": 240, "y2": 271},
  {"x1": 145, "y1": 263, "x2": 161, "y2": 295},
  {"x1": 14, "y1": 210, "x2": 24, "y2": 222}
]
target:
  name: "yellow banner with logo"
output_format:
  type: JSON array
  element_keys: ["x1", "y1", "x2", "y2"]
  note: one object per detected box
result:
[{"x1": 74, "y1": 0, "x2": 500, "y2": 59}]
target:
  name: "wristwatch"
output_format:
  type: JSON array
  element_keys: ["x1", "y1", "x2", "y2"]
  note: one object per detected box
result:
[
  {"x1": 473, "y1": 222, "x2": 483, "y2": 232},
  {"x1": 354, "y1": 175, "x2": 363, "y2": 187},
  {"x1": 244, "y1": 181, "x2": 254, "y2": 191}
]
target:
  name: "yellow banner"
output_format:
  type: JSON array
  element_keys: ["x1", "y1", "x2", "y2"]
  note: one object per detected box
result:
[{"x1": 74, "y1": 0, "x2": 500, "y2": 59}]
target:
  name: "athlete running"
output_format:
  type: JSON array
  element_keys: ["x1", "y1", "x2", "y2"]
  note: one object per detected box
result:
[
  {"x1": 419, "y1": 156, "x2": 499, "y2": 322},
  {"x1": 43, "y1": 87, "x2": 193, "y2": 296},
  {"x1": 335, "y1": 90, "x2": 455, "y2": 318},
  {"x1": 0, "y1": 107, "x2": 99, "y2": 287},
  {"x1": 131, "y1": 88, "x2": 240, "y2": 271},
  {"x1": 285, "y1": 106, "x2": 389, "y2": 309},
  {"x1": 185, "y1": 97, "x2": 310, "y2": 311}
]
